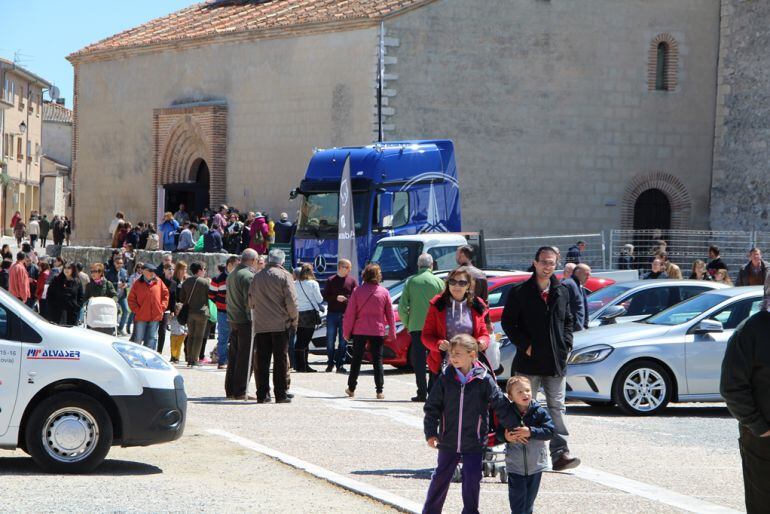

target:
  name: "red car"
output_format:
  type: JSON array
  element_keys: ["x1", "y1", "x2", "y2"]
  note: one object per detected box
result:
[{"x1": 370, "y1": 272, "x2": 616, "y2": 367}]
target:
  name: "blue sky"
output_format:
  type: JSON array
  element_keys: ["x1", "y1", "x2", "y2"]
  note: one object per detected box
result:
[{"x1": 1, "y1": 0, "x2": 194, "y2": 107}]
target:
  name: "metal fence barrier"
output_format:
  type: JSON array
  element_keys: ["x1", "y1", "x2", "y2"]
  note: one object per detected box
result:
[
  {"x1": 485, "y1": 233, "x2": 606, "y2": 271},
  {"x1": 483, "y1": 229, "x2": 769, "y2": 279},
  {"x1": 608, "y1": 229, "x2": 755, "y2": 280}
]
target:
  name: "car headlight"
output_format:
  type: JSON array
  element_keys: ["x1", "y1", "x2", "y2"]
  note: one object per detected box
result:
[
  {"x1": 113, "y1": 342, "x2": 172, "y2": 370},
  {"x1": 567, "y1": 345, "x2": 613, "y2": 365}
]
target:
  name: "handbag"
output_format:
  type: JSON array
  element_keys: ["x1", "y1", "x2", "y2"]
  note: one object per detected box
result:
[
  {"x1": 298, "y1": 281, "x2": 323, "y2": 327},
  {"x1": 177, "y1": 278, "x2": 199, "y2": 325}
]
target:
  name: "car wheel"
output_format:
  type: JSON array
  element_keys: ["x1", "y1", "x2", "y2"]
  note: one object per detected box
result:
[
  {"x1": 25, "y1": 392, "x2": 113, "y2": 473},
  {"x1": 612, "y1": 361, "x2": 672, "y2": 416}
]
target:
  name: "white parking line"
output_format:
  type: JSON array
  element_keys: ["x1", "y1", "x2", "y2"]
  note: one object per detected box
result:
[
  {"x1": 572, "y1": 466, "x2": 741, "y2": 514},
  {"x1": 291, "y1": 386, "x2": 741, "y2": 514},
  {"x1": 207, "y1": 429, "x2": 422, "y2": 514}
]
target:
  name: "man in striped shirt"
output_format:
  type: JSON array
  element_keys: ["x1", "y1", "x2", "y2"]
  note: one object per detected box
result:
[{"x1": 209, "y1": 255, "x2": 239, "y2": 369}]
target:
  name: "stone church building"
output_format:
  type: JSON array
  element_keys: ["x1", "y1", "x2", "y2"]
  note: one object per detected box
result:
[{"x1": 67, "y1": 0, "x2": 755, "y2": 244}]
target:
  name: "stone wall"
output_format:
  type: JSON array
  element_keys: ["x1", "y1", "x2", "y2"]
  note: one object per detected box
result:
[
  {"x1": 710, "y1": 0, "x2": 770, "y2": 231},
  {"x1": 386, "y1": 0, "x2": 721, "y2": 235},
  {"x1": 71, "y1": 27, "x2": 378, "y2": 244},
  {"x1": 51, "y1": 246, "x2": 238, "y2": 279}
]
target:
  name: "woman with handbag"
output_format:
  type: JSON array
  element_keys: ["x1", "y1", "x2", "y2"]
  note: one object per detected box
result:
[
  {"x1": 343, "y1": 263, "x2": 396, "y2": 400},
  {"x1": 294, "y1": 263, "x2": 324, "y2": 372}
]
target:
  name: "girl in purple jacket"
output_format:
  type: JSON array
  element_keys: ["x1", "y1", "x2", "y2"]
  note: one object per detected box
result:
[{"x1": 343, "y1": 263, "x2": 396, "y2": 399}]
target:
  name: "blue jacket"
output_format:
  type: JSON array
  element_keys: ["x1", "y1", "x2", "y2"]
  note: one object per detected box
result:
[
  {"x1": 566, "y1": 245, "x2": 582, "y2": 264},
  {"x1": 160, "y1": 220, "x2": 179, "y2": 251},
  {"x1": 203, "y1": 230, "x2": 223, "y2": 253},
  {"x1": 424, "y1": 363, "x2": 517, "y2": 454},
  {"x1": 105, "y1": 267, "x2": 128, "y2": 299},
  {"x1": 497, "y1": 400, "x2": 554, "y2": 476},
  {"x1": 561, "y1": 277, "x2": 588, "y2": 331}
]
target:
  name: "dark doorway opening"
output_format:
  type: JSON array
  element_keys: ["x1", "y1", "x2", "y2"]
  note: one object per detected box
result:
[
  {"x1": 633, "y1": 188, "x2": 671, "y2": 230},
  {"x1": 164, "y1": 160, "x2": 210, "y2": 220}
]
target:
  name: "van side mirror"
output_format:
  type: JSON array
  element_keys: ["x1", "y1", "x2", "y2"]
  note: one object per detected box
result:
[
  {"x1": 599, "y1": 305, "x2": 627, "y2": 325},
  {"x1": 692, "y1": 319, "x2": 724, "y2": 334}
]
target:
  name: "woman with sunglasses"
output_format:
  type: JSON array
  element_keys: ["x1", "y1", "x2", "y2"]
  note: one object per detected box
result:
[
  {"x1": 84, "y1": 263, "x2": 118, "y2": 302},
  {"x1": 46, "y1": 263, "x2": 85, "y2": 325},
  {"x1": 422, "y1": 266, "x2": 490, "y2": 386}
]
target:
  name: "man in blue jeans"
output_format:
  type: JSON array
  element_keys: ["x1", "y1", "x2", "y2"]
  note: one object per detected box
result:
[
  {"x1": 209, "y1": 256, "x2": 239, "y2": 369},
  {"x1": 127, "y1": 264, "x2": 169, "y2": 351},
  {"x1": 322, "y1": 258, "x2": 357, "y2": 373}
]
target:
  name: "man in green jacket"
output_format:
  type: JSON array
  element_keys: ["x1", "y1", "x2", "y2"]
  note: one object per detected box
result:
[
  {"x1": 224, "y1": 248, "x2": 257, "y2": 400},
  {"x1": 721, "y1": 279, "x2": 770, "y2": 513},
  {"x1": 399, "y1": 253, "x2": 445, "y2": 402}
]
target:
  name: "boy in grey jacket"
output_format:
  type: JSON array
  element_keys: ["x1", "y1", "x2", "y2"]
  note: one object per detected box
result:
[{"x1": 501, "y1": 376, "x2": 554, "y2": 514}]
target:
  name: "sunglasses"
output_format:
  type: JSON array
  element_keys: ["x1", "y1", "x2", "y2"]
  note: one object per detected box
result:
[{"x1": 448, "y1": 279, "x2": 469, "y2": 287}]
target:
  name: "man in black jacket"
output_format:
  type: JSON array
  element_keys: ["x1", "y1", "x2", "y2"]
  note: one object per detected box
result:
[
  {"x1": 501, "y1": 246, "x2": 579, "y2": 471},
  {"x1": 721, "y1": 282, "x2": 770, "y2": 513}
]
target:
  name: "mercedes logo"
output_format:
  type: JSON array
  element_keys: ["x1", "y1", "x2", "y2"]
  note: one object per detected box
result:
[
  {"x1": 314, "y1": 255, "x2": 327, "y2": 273},
  {"x1": 340, "y1": 179, "x2": 349, "y2": 206}
]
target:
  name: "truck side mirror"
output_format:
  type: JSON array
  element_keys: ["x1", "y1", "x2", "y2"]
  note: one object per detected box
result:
[
  {"x1": 379, "y1": 192, "x2": 394, "y2": 229},
  {"x1": 289, "y1": 188, "x2": 300, "y2": 200}
]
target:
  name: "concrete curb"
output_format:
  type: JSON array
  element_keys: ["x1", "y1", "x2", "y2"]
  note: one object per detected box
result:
[{"x1": 207, "y1": 429, "x2": 422, "y2": 513}]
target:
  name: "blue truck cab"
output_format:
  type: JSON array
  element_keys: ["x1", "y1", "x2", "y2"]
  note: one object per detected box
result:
[{"x1": 291, "y1": 140, "x2": 461, "y2": 281}]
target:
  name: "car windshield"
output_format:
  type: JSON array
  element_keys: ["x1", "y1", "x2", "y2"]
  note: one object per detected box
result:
[
  {"x1": 371, "y1": 242, "x2": 422, "y2": 280},
  {"x1": 587, "y1": 284, "x2": 633, "y2": 315},
  {"x1": 643, "y1": 292, "x2": 728, "y2": 326},
  {"x1": 297, "y1": 192, "x2": 369, "y2": 236}
]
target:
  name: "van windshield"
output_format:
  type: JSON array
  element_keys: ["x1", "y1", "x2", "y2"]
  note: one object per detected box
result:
[
  {"x1": 296, "y1": 192, "x2": 369, "y2": 237},
  {"x1": 371, "y1": 242, "x2": 422, "y2": 281}
]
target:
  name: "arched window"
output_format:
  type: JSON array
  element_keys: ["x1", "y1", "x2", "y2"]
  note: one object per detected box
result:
[
  {"x1": 655, "y1": 43, "x2": 669, "y2": 91},
  {"x1": 648, "y1": 34, "x2": 678, "y2": 92}
]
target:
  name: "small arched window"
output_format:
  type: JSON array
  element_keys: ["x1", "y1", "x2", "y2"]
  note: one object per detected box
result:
[
  {"x1": 655, "y1": 42, "x2": 669, "y2": 91},
  {"x1": 648, "y1": 34, "x2": 678, "y2": 92}
]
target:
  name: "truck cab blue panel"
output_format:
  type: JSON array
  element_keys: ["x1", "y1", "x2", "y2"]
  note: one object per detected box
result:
[{"x1": 294, "y1": 140, "x2": 461, "y2": 281}]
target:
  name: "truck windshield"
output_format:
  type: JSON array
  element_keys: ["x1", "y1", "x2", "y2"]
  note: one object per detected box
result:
[
  {"x1": 297, "y1": 192, "x2": 369, "y2": 237},
  {"x1": 371, "y1": 242, "x2": 422, "y2": 281}
]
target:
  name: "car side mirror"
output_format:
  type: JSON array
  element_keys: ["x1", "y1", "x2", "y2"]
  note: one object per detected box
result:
[
  {"x1": 599, "y1": 305, "x2": 627, "y2": 325},
  {"x1": 693, "y1": 319, "x2": 724, "y2": 334}
]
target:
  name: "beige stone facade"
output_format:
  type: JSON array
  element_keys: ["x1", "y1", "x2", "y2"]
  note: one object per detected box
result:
[
  {"x1": 1, "y1": 59, "x2": 50, "y2": 232},
  {"x1": 68, "y1": 0, "x2": 723, "y2": 242},
  {"x1": 70, "y1": 27, "x2": 377, "y2": 244}
]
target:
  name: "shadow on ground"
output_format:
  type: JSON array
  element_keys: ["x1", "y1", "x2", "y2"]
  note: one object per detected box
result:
[
  {"x1": 352, "y1": 467, "x2": 434, "y2": 480},
  {"x1": 567, "y1": 404, "x2": 732, "y2": 419},
  {"x1": 0, "y1": 457, "x2": 163, "y2": 476}
]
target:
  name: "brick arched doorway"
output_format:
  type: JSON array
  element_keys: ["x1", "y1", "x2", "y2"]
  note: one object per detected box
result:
[
  {"x1": 153, "y1": 103, "x2": 227, "y2": 223},
  {"x1": 621, "y1": 172, "x2": 691, "y2": 231}
]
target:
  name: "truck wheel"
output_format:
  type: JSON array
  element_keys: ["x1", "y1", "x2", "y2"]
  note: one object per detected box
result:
[{"x1": 25, "y1": 392, "x2": 113, "y2": 473}]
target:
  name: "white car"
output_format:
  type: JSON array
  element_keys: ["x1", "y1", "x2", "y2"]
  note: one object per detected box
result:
[{"x1": 0, "y1": 289, "x2": 186, "y2": 472}]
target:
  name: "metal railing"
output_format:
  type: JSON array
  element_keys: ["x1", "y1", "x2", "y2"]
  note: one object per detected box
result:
[{"x1": 485, "y1": 233, "x2": 606, "y2": 271}]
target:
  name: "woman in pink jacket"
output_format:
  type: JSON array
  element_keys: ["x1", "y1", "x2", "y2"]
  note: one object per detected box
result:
[{"x1": 343, "y1": 263, "x2": 396, "y2": 400}]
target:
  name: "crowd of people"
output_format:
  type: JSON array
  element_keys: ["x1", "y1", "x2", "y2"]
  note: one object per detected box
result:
[
  {"x1": 3, "y1": 207, "x2": 767, "y2": 512},
  {"x1": 107, "y1": 204, "x2": 295, "y2": 255}
]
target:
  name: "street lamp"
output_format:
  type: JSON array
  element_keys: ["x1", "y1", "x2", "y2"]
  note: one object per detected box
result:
[{"x1": 19, "y1": 121, "x2": 26, "y2": 135}]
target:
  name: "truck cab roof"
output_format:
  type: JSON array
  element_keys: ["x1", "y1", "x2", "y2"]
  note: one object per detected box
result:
[{"x1": 302, "y1": 140, "x2": 456, "y2": 188}]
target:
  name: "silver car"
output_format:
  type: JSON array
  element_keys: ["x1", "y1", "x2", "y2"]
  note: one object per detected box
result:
[
  {"x1": 495, "y1": 280, "x2": 727, "y2": 382},
  {"x1": 586, "y1": 279, "x2": 727, "y2": 327},
  {"x1": 566, "y1": 286, "x2": 763, "y2": 415}
]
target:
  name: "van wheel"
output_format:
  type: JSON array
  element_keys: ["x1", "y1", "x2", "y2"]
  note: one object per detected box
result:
[
  {"x1": 25, "y1": 392, "x2": 113, "y2": 473},
  {"x1": 612, "y1": 361, "x2": 671, "y2": 416}
]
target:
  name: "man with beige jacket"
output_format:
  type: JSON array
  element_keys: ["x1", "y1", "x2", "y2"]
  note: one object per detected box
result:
[{"x1": 248, "y1": 248, "x2": 298, "y2": 403}]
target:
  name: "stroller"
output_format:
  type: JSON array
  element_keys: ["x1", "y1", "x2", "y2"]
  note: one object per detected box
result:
[
  {"x1": 449, "y1": 348, "x2": 508, "y2": 484},
  {"x1": 84, "y1": 297, "x2": 119, "y2": 336}
]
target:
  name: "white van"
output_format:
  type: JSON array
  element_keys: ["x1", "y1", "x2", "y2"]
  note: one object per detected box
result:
[{"x1": 0, "y1": 289, "x2": 186, "y2": 473}]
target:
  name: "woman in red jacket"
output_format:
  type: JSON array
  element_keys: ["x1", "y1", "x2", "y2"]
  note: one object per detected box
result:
[
  {"x1": 343, "y1": 263, "x2": 396, "y2": 400},
  {"x1": 422, "y1": 266, "x2": 490, "y2": 382}
]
